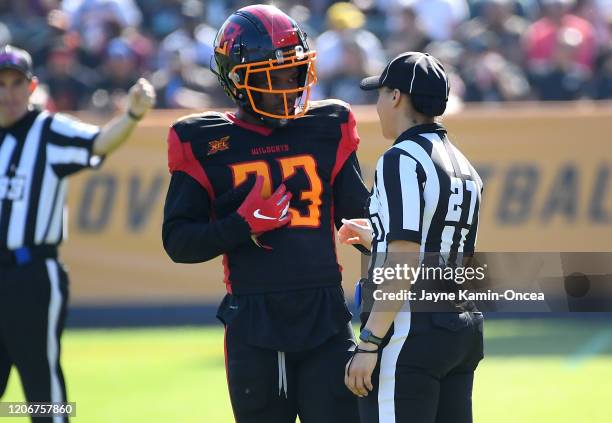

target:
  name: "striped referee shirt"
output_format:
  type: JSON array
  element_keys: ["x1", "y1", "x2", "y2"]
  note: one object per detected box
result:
[
  {"x1": 0, "y1": 108, "x2": 101, "y2": 250},
  {"x1": 368, "y1": 123, "x2": 482, "y2": 266}
]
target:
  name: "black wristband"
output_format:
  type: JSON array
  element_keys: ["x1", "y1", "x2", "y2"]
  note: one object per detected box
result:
[
  {"x1": 127, "y1": 109, "x2": 143, "y2": 121},
  {"x1": 359, "y1": 328, "x2": 384, "y2": 346},
  {"x1": 355, "y1": 347, "x2": 379, "y2": 354}
]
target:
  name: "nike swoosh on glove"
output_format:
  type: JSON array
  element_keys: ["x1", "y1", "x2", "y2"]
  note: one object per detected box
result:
[{"x1": 237, "y1": 175, "x2": 292, "y2": 234}]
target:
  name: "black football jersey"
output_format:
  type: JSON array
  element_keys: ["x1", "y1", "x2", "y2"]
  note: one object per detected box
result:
[{"x1": 163, "y1": 100, "x2": 369, "y2": 295}]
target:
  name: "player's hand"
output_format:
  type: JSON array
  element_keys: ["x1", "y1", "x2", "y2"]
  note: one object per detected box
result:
[
  {"x1": 126, "y1": 78, "x2": 156, "y2": 119},
  {"x1": 339, "y1": 218, "x2": 373, "y2": 249},
  {"x1": 237, "y1": 175, "x2": 292, "y2": 234},
  {"x1": 213, "y1": 176, "x2": 255, "y2": 217},
  {"x1": 345, "y1": 342, "x2": 378, "y2": 397}
]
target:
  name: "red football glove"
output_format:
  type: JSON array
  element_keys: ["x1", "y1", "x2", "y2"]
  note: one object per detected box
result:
[{"x1": 237, "y1": 175, "x2": 292, "y2": 234}]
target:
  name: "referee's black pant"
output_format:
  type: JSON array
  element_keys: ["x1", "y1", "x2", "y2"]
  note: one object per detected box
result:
[
  {"x1": 358, "y1": 311, "x2": 483, "y2": 423},
  {"x1": 224, "y1": 321, "x2": 359, "y2": 423},
  {"x1": 0, "y1": 257, "x2": 69, "y2": 423}
]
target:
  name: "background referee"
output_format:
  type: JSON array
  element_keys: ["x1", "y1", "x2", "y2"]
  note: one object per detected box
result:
[
  {"x1": 0, "y1": 45, "x2": 154, "y2": 422},
  {"x1": 340, "y1": 52, "x2": 484, "y2": 423}
]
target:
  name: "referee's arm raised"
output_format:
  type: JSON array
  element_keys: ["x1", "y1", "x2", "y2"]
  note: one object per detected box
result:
[{"x1": 92, "y1": 78, "x2": 156, "y2": 156}]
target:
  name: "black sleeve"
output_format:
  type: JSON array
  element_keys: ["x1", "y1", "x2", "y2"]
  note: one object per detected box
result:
[
  {"x1": 162, "y1": 171, "x2": 252, "y2": 263},
  {"x1": 333, "y1": 151, "x2": 371, "y2": 255}
]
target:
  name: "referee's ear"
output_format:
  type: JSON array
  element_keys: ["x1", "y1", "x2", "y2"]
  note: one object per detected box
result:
[{"x1": 391, "y1": 89, "x2": 402, "y2": 108}]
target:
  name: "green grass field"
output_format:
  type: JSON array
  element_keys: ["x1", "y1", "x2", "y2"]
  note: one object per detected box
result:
[{"x1": 3, "y1": 319, "x2": 612, "y2": 422}]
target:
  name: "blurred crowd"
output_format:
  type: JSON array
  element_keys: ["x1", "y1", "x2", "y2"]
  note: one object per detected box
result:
[{"x1": 1, "y1": 0, "x2": 611, "y2": 113}]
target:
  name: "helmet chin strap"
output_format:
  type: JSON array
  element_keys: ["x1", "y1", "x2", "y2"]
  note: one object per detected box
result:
[
  {"x1": 242, "y1": 91, "x2": 294, "y2": 128},
  {"x1": 237, "y1": 102, "x2": 290, "y2": 128},
  {"x1": 260, "y1": 115, "x2": 290, "y2": 128}
]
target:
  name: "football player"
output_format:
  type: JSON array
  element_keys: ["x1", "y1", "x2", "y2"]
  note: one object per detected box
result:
[{"x1": 162, "y1": 5, "x2": 369, "y2": 423}]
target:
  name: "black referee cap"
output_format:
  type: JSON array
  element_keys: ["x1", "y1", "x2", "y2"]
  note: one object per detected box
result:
[
  {"x1": 360, "y1": 52, "x2": 449, "y2": 116},
  {"x1": 0, "y1": 45, "x2": 33, "y2": 79}
]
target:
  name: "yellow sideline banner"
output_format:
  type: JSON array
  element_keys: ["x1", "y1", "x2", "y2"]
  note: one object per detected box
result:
[{"x1": 61, "y1": 103, "x2": 612, "y2": 305}]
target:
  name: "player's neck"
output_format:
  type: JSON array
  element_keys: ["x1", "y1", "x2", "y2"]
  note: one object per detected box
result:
[{"x1": 235, "y1": 108, "x2": 267, "y2": 127}]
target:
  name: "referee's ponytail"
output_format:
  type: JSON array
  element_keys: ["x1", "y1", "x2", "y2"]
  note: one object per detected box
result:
[{"x1": 409, "y1": 94, "x2": 447, "y2": 117}]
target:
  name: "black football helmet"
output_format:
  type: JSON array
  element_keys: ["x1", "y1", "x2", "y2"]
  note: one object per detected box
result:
[{"x1": 213, "y1": 4, "x2": 317, "y2": 125}]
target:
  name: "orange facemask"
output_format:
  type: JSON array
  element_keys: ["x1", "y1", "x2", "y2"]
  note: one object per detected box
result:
[{"x1": 228, "y1": 48, "x2": 317, "y2": 120}]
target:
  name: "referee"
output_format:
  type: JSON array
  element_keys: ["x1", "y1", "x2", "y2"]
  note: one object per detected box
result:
[
  {"x1": 0, "y1": 45, "x2": 154, "y2": 422},
  {"x1": 340, "y1": 52, "x2": 484, "y2": 423}
]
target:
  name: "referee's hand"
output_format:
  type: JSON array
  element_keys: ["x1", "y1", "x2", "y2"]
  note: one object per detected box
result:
[
  {"x1": 345, "y1": 342, "x2": 377, "y2": 397},
  {"x1": 126, "y1": 78, "x2": 156, "y2": 119},
  {"x1": 339, "y1": 218, "x2": 373, "y2": 249}
]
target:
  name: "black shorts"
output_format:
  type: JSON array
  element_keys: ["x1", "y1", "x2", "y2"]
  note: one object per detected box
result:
[
  {"x1": 224, "y1": 321, "x2": 359, "y2": 423},
  {"x1": 0, "y1": 257, "x2": 70, "y2": 423},
  {"x1": 358, "y1": 312, "x2": 484, "y2": 423}
]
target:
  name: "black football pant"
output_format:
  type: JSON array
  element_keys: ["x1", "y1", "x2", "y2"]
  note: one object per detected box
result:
[
  {"x1": 0, "y1": 258, "x2": 69, "y2": 423},
  {"x1": 224, "y1": 321, "x2": 359, "y2": 423},
  {"x1": 358, "y1": 312, "x2": 484, "y2": 423}
]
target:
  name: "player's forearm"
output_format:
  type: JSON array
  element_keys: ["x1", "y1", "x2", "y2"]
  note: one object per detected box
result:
[
  {"x1": 333, "y1": 155, "x2": 369, "y2": 222},
  {"x1": 162, "y1": 213, "x2": 251, "y2": 263},
  {"x1": 334, "y1": 154, "x2": 371, "y2": 254},
  {"x1": 93, "y1": 112, "x2": 139, "y2": 156}
]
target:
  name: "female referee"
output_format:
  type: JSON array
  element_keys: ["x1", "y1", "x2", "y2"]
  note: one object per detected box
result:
[{"x1": 340, "y1": 52, "x2": 484, "y2": 423}]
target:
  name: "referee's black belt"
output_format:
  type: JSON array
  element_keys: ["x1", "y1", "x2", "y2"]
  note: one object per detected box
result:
[{"x1": 0, "y1": 245, "x2": 58, "y2": 267}]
